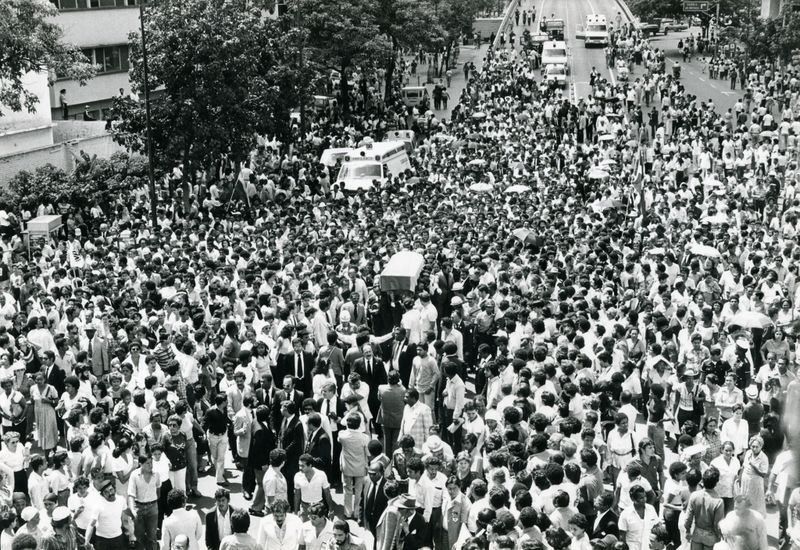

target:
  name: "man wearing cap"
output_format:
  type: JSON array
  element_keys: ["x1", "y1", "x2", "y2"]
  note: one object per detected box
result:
[
  {"x1": 85, "y1": 478, "x2": 133, "y2": 550},
  {"x1": 41, "y1": 506, "x2": 78, "y2": 550},
  {"x1": 16, "y1": 507, "x2": 43, "y2": 542}
]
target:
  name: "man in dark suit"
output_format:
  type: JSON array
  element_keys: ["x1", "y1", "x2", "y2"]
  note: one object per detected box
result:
[
  {"x1": 270, "y1": 375, "x2": 304, "y2": 433},
  {"x1": 278, "y1": 400, "x2": 305, "y2": 505},
  {"x1": 352, "y1": 343, "x2": 387, "y2": 425},
  {"x1": 363, "y1": 463, "x2": 389, "y2": 533},
  {"x1": 305, "y1": 412, "x2": 331, "y2": 472},
  {"x1": 277, "y1": 338, "x2": 314, "y2": 398},
  {"x1": 386, "y1": 328, "x2": 416, "y2": 388},
  {"x1": 317, "y1": 382, "x2": 345, "y2": 487},
  {"x1": 255, "y1": 372, "x2": 277, "y2": 427},
  {"x1": 245, "y1": 405, "x2": 274, "y2": 516},
  {"x1": 377, "y1": 370, "x2": 405, "y2": 456},
  {"x1": 590, "y1": 492, "x2": 619, "y2": 539},
  {"x1": 43, "y1": 351, "x2": 66, "y2": 396},
  {"x1": 204, "y1": 487, "x2": 233, "y2": 550},
  {"x1": 402, "y1": 507, "x2": 428, "y2": 550}
]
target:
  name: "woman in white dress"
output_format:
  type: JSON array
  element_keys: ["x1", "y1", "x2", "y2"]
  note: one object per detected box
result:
[{"x1": 710, "y1": 440, "x2": 741, "y2": 514}]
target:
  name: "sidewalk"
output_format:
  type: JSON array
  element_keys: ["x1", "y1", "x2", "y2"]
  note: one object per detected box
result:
[{"x1": 404, "y1": 43, "x2": 491, "y2": 121}]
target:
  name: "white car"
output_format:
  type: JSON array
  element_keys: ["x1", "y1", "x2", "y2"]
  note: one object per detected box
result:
[{"x1": 544, "y1": 64, "x2": 567, "y2": 88}]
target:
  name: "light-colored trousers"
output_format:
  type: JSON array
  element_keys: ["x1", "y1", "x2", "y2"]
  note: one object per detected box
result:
[{"x1": 207, "y1": 433, "x2": 228, "y2": 482}]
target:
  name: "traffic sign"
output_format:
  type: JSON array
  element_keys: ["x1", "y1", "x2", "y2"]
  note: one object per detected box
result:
[{"x1": 683, "y1": 0, "x2": 710, "y2": 12}]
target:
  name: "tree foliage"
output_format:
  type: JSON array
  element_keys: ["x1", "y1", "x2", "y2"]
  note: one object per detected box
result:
[
  {"x1": 372, "y1": 0, "x2": 443, "y2": 99},
  {"x1": 115, "y1": 0, "x2": 295, "y2": 180},
  {"x1": 628, "y1": 0, "x2": 683, "y2": 21},
  {"x1": 0, "y1": 152, "x2": 147, "y2": 212},
  {"x1": 738, "y1": 6, "x2": 800, "y2": 64},
  {"x1": 294, "y1": 0, "x2": 392, "y2": 116},
  {"x1": 0, "y1": 0, "x2": 95, "y2": 116}
]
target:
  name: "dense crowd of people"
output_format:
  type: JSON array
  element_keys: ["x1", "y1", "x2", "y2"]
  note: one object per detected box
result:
[{"x1": 0, "y1": 2, "x2": 799, "y2": 550}]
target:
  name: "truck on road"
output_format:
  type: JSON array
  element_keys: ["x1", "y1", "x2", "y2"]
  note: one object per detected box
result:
[{"x1": 576, "y1": 14, "x2": 609, "y2": 47}]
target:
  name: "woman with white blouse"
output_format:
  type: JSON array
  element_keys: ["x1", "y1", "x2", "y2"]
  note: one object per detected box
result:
[
  {"x1": 720, "y1": 403, "x2": 749, "y2": 457},
  {"x1": 606, "y1": 413, "x2": 638, "y2": 483},
  {"x1": 710, "y1": 440, "x2": 741, "y2": 514}
]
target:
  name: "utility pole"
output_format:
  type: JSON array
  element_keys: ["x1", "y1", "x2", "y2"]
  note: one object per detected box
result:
[{"x1": 139, "y1": 3, "x2": 158, "y2": 231}]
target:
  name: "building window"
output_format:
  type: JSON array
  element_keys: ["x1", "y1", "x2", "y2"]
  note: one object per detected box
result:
[
  {"x1": 50, "y1": 0, "x2": 143, "y2": 8},
  {"x1": 63, "y1": 45, "x2": 129, "y2": 79},
  {"x1": 49, "y1": 0, "x2": 80, "y2": 8}
]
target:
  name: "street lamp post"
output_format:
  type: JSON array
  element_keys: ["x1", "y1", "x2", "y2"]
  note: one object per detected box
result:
[{"x1": 139, "y1": 2, "x2": 158, "y2": 231}]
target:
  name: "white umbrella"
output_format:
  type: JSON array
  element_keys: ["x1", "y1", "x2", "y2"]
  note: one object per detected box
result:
[
  {"x1": 468, "y1": 159, "x2": 486, "y2": 166},
  {"x1": 701, "y1": 213, "x2": 729, "y2": 225},
  {"x1": 599, "y1": 159, "x2": 617, "y2": 167},
  {"x1": 472, "y1": 111, "x2": 487, "y2": 120},
  {"x1": 588, "y1": 169, "x2": 610, "y2": 180},
  {"x1": 469, "y1": 182, "x2": 493, "y2": 192},
  {"x1": 689, "y1": 243, "x2": 721, "y2": 258},
  {"x1": 647, "y1": 247, "x2": 666, "y2": 256},
  {"x1": 598, "y1": 134, "x2": 615, "y2": 142},
  {"x1": 728, "y1": 311, "x2": 773, "y2": 329},
  {"x1": 505, "y1": 184, "x2": 530, "y2": 194}
]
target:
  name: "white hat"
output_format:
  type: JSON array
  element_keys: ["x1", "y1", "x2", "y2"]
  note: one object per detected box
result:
[
  {"x1": 425, "y1": 435, "x2": 444, "y2": 453},
  {"x1": 21, "y1": 507, "x2": 38, "y2": 522},
  {"x1": 745, "y1": 384, "x2": 759, "y2": 399},
  {"x1": 52, "y1": 507, "x2": 71, "y2": 522}
]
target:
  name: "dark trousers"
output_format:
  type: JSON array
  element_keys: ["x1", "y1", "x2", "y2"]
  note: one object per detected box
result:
[
  {"x1": 133, "y1": 501, "x2": 158, "y2": 550},
  {"x1": 441, "y1": 408, "x2": 462, "y2": 452},
  {"x1": 158, "y1": 479, "x2": 173, "y2": 526},
  {"x1": 285, "y1": 466, "x2": 298, "y2": 504},
  {"x1": 227, "y1": 423, "x2": 239, "y2": 463},
  {"x1": 242, "y1": 457, "x2": 256, "y2": 494},
  {"x1": 383, "y1": 427, "x2": 400, "y2": 457},
  {"x1": 427, "y1": 507, "x2": 442, "y2": 547},
  {"x1": 95, "y1": 535, "x2": 125, "y2": 550},
  {"x1": 330, "y1": 433, "x2": 342, "y2": 486}
]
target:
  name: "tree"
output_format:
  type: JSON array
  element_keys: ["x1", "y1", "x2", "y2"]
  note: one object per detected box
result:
[
  {"x1": 738, "y1": 6, "x2": 800, "y2": 64},
  {"x1": 0, "y1": 0, "x2": 95, "y2": 116},
  {"x1": 628, "y1": 0, "x2": 683, "y2": 21},
  {"x1": 0, "y1": 152, "x2": 147, "y2": 212},
  {"x1": 372, "y1": 0, "x2": 442, "y2": 100},
  {"x1": 115, "y1": 0, "x2": 290, "y2": 207},
  {"x1": 294, "y1": 0, "x2": 392, "y2": 117}
]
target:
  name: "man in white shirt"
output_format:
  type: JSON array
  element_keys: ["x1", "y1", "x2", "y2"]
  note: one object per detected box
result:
[
  {"x1": 128, "y1": 391, "x2": 151, "y2": 434},
  {"x1": 256, "y1": 499, "x2": 304, "y2": 550},
  {"x1": 85, "y1": 479, "x2": 133, "y2": 550},
  {"x1": 441, "y1": 363, "x2": 466, "y2": 449}
]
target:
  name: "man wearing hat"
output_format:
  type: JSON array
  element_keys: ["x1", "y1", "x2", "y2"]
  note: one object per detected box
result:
[
  {"x1": 375, "y1": 495, "x2": 417, "y2": 550},
  {"x1": 41, "y1": 506, "x2": 78, "y2": 550},
  {"x1": 15, "y1": 507, "x2": 42, "y2": 542},
  {"x1": 84, "y1": 478, "x2": 132, "y2": 550}
]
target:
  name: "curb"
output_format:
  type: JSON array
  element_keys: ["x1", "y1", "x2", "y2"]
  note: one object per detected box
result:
[
  {"x1": 613, "y1": 0, "x2": 636, "y2": 24},
  {"x1": 493, "y1": 0, "x2": 521, "y2": 50}
]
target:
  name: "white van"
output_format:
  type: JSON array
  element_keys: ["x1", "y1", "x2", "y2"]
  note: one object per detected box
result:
[
  {"x1": 319, "y1": 147, "x2": 352, "y2": 167},
  {"x1": 541, "y1": 41, "x2": 569, "y2": 73},
  {"x1": 385, "y1": 129, "x2": 417, "y2": 151},
  {"x1": 578, "y1": 15, "x2": 609, "y2": 46},
  {"x1": 335, "y1": 141, "x2": 412, "y2": 191}
]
